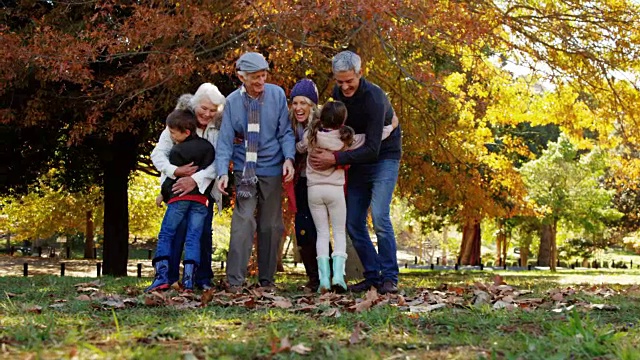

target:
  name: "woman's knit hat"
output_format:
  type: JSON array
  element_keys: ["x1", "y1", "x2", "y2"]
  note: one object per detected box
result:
[{"x1": 290, "y1": 79, "x2": 319, "y2": 105}]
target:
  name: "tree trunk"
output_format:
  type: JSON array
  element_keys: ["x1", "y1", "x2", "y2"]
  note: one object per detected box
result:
[
  {"x1": 345, "y1": 233, "x2": 364, "y2": 281},
  {"x1": 538, "y1": 223, "x2": 553, "y2": 267},
  {"x1": 459, "y1": 217, "x2": 481, "y2": 265},
  {"x1": 496, "y1": 220, "x2": 506, "y2": 266},
  {"x1": 101, "y1": 133, "x2": 137, "y2": 276},
  {"x1": 550, "y1": 220, "x2": 557, "y2": 272},
  {"x1": 84, "y1": 210, "x2": 95, "y2": 259},
  {"x1": 441, "y1": 226, "x2": 448, "y2": 265},
  {"x1": 520, "y1": 245, "x2": 529, "y2": 267}
]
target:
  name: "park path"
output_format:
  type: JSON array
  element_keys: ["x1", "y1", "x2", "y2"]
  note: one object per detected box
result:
[
  {"x1": 0, "y1": 255, "x2": 154, "y2": 277},
  {"x1": 0, "y1": 250, "x2": 418, "y2": 278}
]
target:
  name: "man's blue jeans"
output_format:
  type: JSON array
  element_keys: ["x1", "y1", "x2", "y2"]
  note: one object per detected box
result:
[
  {"x1": 155, "y1": 200, "x2": 207, "y2": 268},
  {"x1": 168, "y1": 199, "x2": 214, "y2": 286},
  {"x1": 346, "y1": 159, "x2": 400, "y2": 285}
]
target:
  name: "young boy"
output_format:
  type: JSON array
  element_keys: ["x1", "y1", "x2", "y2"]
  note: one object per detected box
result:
[{"x1": 146, "y1": 109, "x2": 215, "y2": 292}]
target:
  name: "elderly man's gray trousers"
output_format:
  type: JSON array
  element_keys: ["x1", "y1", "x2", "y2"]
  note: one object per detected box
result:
[{"x1": 226, "y1": 172, "x2": 284, "y2": 286}]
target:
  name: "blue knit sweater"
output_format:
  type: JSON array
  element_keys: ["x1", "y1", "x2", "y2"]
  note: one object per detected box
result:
[{"x1": 215, "y1": 83, "x2": 295, "y2": 177}]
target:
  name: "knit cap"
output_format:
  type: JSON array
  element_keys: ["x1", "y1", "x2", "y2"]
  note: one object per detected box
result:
[{"x1": 290, "y1": 79, "x2": 319, "y2": 105}]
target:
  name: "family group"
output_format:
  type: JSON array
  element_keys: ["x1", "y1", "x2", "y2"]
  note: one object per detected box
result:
[{"x1": 146, "y1": 50, "x2": 402, "y2": 295}]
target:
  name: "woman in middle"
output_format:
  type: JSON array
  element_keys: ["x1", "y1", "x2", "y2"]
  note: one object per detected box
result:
[{"x1": 287, "y1": 79, "x2": 321, "y2": 292}]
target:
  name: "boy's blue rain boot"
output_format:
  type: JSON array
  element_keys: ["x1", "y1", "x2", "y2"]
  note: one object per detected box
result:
[
  {"x1": 145, "y1": 259, "x2": 170, "y2": 293},
  {"x1": 331, "y1": 254, "x2": 348, "y2": 293},
  {"x1": 317, "y1": 256, "x2": 331, "y2": 293},
  {"x1": 182, "y1": 263, "x2": 197, "y2": 292}
]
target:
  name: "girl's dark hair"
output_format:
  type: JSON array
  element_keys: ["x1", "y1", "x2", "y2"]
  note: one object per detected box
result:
[
  {"x1": 166, "y1": 109, "x2": 197, "y2": 134},
  {"x1": 308, "y1": 101, "x2": 354, "y2": 150}
]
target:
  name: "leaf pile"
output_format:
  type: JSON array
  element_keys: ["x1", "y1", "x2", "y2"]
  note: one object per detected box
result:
[{"x1": 21, "y1": 277, "x2": 634, "y2": 316}]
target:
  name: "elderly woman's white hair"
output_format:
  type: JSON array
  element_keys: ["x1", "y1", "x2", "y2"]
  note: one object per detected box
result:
[
  {"x1": 191, "y1": 83, "x2": 225, "y2": 111},
  {"x1": 175, "y1": 83, "x2": 225, "y2": 112}
]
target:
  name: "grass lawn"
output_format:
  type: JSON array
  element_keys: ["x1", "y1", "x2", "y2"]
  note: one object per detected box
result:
[{"x1": 1, "y1": 268, "x2": 639, "y2": 359}]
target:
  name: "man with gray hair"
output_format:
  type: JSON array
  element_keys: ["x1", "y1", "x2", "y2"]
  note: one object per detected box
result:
[
  {"x1": 309, "y1": 50, "x2": 402, "y2": 294},
  {"x1": 216, "y1": 52, "x2": 296, "y2": 292}
]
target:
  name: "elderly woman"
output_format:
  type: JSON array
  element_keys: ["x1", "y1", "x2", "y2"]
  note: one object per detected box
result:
[{"x1": 151, "y1": 83, "x2": 225, "y2": 290}]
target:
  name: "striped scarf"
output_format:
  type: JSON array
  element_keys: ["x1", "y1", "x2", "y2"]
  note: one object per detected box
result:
[{"x1": 238, "y1": 91, "x2": 261, "y2": 198}]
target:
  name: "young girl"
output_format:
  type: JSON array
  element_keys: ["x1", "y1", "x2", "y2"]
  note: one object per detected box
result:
[{"x1": 297, "y1": 101, "x2": 397, "y2": 292}]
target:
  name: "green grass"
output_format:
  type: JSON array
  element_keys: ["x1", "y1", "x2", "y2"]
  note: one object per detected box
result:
[{"x1": 1, "y1": 269, "x2": 639, "y2": 359}]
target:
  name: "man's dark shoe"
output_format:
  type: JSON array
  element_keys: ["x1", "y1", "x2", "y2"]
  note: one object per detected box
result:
[
  {"x1": 378, "y1": 280, "x2": 398, "y2": 295},
  {"x1": 348, "y1": 280, "x2": 377, "y2": 293},
  {"x1": 259, "y1": 280, "x2": 276, "y2": 292}
]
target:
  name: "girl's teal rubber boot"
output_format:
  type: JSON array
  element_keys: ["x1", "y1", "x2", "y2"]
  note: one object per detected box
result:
[
  {"x1": 317, "y1": 256, "x2": 331, "y2": 293},
  {"x1": 331, "y1": 254, "x2": 347, "y2": 292}
]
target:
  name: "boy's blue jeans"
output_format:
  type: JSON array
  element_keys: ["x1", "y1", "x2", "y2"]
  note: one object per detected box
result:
[
  {"x1": 155, "y1": 200, "x2": 207, "y2": 267},
  {"x1": 168, "y1": 199, "x2": 214, "y2": 286},
  {"x1": 346, "y1": 159, "x2": 400, "y2": 285}
]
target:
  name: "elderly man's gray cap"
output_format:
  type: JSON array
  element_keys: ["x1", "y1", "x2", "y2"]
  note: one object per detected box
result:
[{"x1": 236, "y1": 52, "x2": 269, "y2": 73}]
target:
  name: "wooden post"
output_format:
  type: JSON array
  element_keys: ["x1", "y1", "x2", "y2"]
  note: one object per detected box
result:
[
  {"x1": 61, "y1": 263, "x2": 65, "y2": 276},
  {"x1": 137, "y1": 263, "x2": 142, "y2": 278},
  {"x1": 96, "y1": 262, "x2": 102, "y2": 277},
  {"x1": 23, "y1": 262, "x2": 28, "y2": 276}
]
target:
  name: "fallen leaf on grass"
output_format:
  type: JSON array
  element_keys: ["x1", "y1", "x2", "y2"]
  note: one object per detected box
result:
[
  {"x1": 271, "y1": 336, "x2": 291, "y2": 355},
  {"x1": 144, "y1": 292, "x2": 166, "y2": 306},
  {"x1": 448, "y1": 286, "x2": 465, "y2": 295},
  {"x1": 350, "y1": 299, "x2": 373, "y2": 313},
  {"x1": 492, "y1": 301, "x2": 515, "y2": 310},
  {"x1": 501, "y1": 296, "x2": 514, "y2": 303},
  {"x1": 24, "y1": 305, "x2": 42, "y2": 314},
  {"x1": 200, "y1": 289, "x2": 215, "y2": 306},
  {"x1": 101, "y1": 299, "x2": 125, "y2": 309},
  {"x1": 551, "y1": 305, "x2": 575, "y2": 313},
  {"x1": 409, "y1": 303, "x2": 446, "y2": 313},
  {"x1": 123, "y1": 286, "x2": 141, "y2": 296},
  {"x1": 76, "y1": 294, "x2": 91, "y2": 301},
  {"x1": 321, "y1": 308, "x2": 341, "y2": 318},
  {"x1": 551, "y1": 293, "x2": 564, "y2": 301},
  {"x1": 74, "y1": 280, "x2": 104, "y2": 288},
  {"x1": 349, "y1": 323, "x2": 363, "y2": 345},
  {"x1": 473, "y1": 290, "x2": 491, "y2": 306},
  {"x1": 493, "y1": 275, "x2": 505, "y2": 286},
  {"x1": 397, "y1": 295, "x2": 407, "y2": 306},
  {"x1": 76, "y1": 287, "x2": 101, "y2": 293},
  {"x1": 291, "y1": 304, "x2": 318, "y2": 313},
  {"x1": 588, "y1": 304, "x2": 619, "y2": 311},
  {"x1": 279, "y1": 336, "x2": 291, "y2": 352},
  {"x1": 291, "y1": 343, "x2": 312, "y2": 354},
  {"x1": 273, "y1": 298, "x2": 293, "y2": 309},
  {"x1": 365, "y1": 288, "x2": 379, "y2": 302},
  {"x1": 474, "y1": 282, "x2": 488, "y2": 291}
]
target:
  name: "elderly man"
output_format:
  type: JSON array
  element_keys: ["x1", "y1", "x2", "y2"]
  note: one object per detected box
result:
[
  {"x1": 216, "y1": 52, "x2": 296, "y2": 292},
  {"x1": 309, "y1": 50, "x2": 402, "y2": 294}
]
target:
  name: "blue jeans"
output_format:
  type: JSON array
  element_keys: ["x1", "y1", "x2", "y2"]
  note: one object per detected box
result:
[
  {"x1": 168, "y1": 199, "x2": 214, "y2": 286},
  {"x1": 155, "y1": 200, "x2": 207, "y2": 268},
  {"x1": 346, "y1": 159, "x2": 400, "y2": 284}
]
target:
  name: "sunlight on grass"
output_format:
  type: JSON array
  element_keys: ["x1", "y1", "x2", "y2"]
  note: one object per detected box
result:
[{"x1": 1, "y1": 271, "x2": 639, "y2": 359}]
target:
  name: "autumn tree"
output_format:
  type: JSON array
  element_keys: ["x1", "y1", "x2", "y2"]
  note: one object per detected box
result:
[{"x1": 3, "y1": 0, "x2": 639, "y2": 274}]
